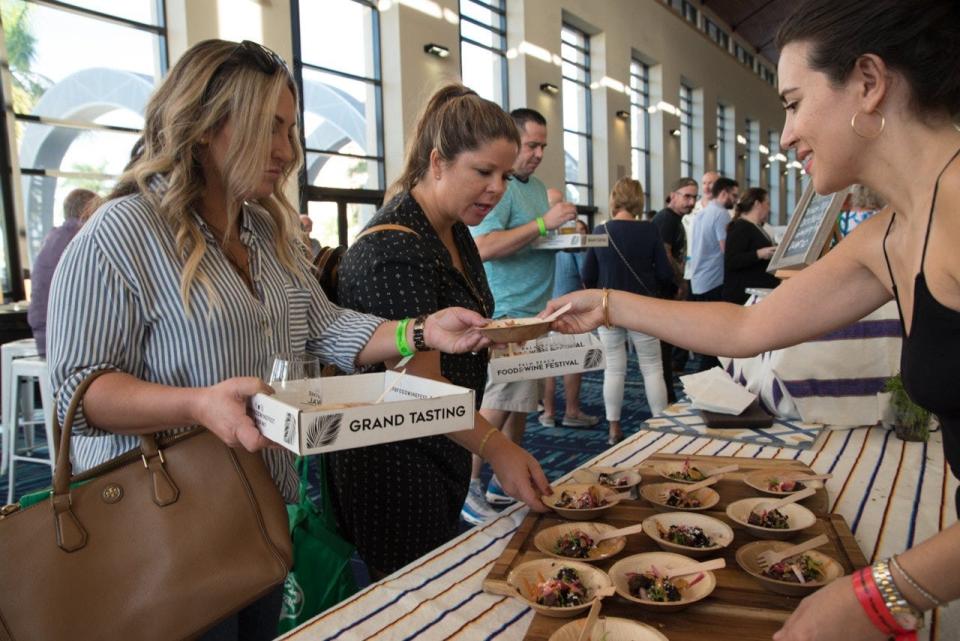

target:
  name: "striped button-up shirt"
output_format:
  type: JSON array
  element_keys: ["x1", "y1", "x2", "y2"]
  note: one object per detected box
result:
[{"x1": 48, "y1": 185, "x2": 384, "y2": 501}]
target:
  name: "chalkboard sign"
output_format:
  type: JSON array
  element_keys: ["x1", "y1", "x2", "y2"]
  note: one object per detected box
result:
[{"x1": 767, "y1": 182, "x2": 850, "y2": 272}]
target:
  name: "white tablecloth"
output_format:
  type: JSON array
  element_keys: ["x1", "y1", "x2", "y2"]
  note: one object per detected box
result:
[{"x1": 281, "y1": 425, "x2": 958, "y2": 641}]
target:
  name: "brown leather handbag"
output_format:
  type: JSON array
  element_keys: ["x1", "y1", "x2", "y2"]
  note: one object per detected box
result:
[{"x1": 0, "y1": 372, "x2": 293, "y2": 641}]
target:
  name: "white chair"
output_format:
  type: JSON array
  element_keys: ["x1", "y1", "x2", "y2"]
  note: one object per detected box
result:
[
  {"x1": 6, "y1": 356, "x2": 55, "y2": 505},
  {"x1": 1, "y1": 339, "x2": 38, "y2": 476}
]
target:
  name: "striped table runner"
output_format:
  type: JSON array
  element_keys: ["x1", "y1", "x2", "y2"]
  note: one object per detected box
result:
[{"x1": 281, "y1": 426, "x2": 958, "y2": 641}]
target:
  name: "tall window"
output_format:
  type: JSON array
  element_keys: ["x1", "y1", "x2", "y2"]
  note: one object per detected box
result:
[
  {"x1": 561, "y1": 24, "x2": 592, "y2": 205},
  {"x1": 716, "y1": 103, "x2": 729, "y2": 175},
  {"x1": 679, "y1": 83, "x2": 693, "y2": 177},
  {"x1": 735, "y1": 43, "x2": 755, "y2": 70},
  {"x1": 459, "y1": 0, "x2": 507, "y2": 107},
  {"x1": 758, "y1": 65, "x2": 776, "y2": 86},
  {"x1": 744, "y1": 118, "x2": 756, "y2": 186},
  {"x1": 768, "y1": 130, "x2": 781, "y2": 221},
  {"x1": 670, "y1": 0, "x2": 699, "y2": 25},
  {"x1": 704, "y1": 17, "x2": 729, "y2": 50},
  {"x1": 0, "y1": 0, "x2": 167, "y2": 298},
  {"x1": 629, "y1": 60, "x2": 651, "y2": 196},
  {"x1": 786, "y1": 148, "x2": 798, "y2": 218},
  {"x1": 293, "y1": 0, "x2": 384, "y2": 247}
]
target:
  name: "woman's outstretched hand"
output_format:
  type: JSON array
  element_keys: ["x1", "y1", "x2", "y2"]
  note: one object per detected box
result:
[
  {"x1": 485, "y1": 435, "x2": 553, "y2": 512},
  {"x1": 773, "y1": 576, "x2": 887, "y2": 641},
  {"x1": 193, "y1": 377, "x2": 277, "y2": 452},
  {"x1": 424, "y1": 306, "x2": 492, "y2": 353},
  {"x1": 541, "y1": 289, "x2": 606, "y2": 334}
]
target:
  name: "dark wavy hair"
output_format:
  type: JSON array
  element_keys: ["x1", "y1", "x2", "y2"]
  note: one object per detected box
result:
[
  {"x1": 729, "y1": 187, "x2": 768, "y2": 231},
  {"x1": 776, "y1": 0, "x2": 960, "y2": 121}
]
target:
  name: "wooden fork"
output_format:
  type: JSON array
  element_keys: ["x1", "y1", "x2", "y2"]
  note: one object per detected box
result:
[
  {"x1": 658, "y1": 475, "x2": 719, "y2": 502},
  {"x1": 756, "y1": 534, "x2": 830, "y2": 571},
  {"x1": 749, "y1": 486, "x2": 817, "y2": 519}
]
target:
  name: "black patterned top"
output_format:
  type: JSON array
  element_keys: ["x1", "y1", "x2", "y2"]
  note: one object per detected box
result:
[{"x1": 327, "y1": 192, "x2": 494, "y2": 574}]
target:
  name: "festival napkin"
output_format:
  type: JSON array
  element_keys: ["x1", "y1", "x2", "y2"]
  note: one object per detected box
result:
[{"x1": 681, "y1": 367, "x2": 757, "y2": 415}]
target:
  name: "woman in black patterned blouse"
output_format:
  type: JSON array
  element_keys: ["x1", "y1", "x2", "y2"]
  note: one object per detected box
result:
[{"x1": 329, "y1": 85, "x2": 552, "y2": 576}]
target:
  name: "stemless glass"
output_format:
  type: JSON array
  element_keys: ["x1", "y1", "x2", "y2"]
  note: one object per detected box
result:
[{"x1": 269, "y1": 352, "x2": 321, "y2": 387}]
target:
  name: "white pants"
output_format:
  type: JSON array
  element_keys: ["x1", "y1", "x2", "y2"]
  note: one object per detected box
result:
[{"x1": 598, "y1": 325, "x2": 668, "y2": 420}]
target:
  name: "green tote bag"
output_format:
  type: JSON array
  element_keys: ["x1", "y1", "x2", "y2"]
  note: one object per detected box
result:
[{"x1": 277, "y1": 456, "x2": 359, "y2": 634}]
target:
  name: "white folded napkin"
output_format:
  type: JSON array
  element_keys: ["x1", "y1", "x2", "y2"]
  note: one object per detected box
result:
[{"x1": 681, "y1": 367, "x2": 756, "y2": 415}]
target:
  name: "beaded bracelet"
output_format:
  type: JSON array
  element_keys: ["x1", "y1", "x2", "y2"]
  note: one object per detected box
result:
[
  {"x1": 396, "y1": 317, "x2": 414, "y2": 357},
  {"x1": 891, "y1": 555, "x2": 946, "y2": 609},
  {"x1": 478, "y1": 427, "x2": 498, "y2": 459},
  {"x1": 535, "y1": 216, "x2": 547, "y2": 237}
]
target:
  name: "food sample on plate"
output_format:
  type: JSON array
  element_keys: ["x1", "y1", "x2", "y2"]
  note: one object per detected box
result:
[
  {"x1": 666, "y1": 459, "x2": 706, "y2": 482},
  {"x1": 597, "y1": 472, "x2": 630, "y2": 488},
  {"x1": 765, "y1": 477, "x2": 806, "y2": 493},
  {"x1": 555, "y1": 486, "x2": 608, "y2": 510},
  {"x1": 626, "y1": 567, "x2": 701, "y2": 603},
  {"x1": 665, "y1": 488, "x2": 701, "y2": 508},
  {"x1": 553, "y1": 530, "x2": 597, "y2": 559},
  {"x1": 656, "y1": 522, "x2": 714, "y2": 548},
  {"x1": 528, "y1": 567, "x2": 589, "y2": 607},
  {"x1": 748, "y1": 507, "x2": 790, "y2": 529},
  {"x1": 761, "y1": 554, "x2": 825, "y2": 584}
]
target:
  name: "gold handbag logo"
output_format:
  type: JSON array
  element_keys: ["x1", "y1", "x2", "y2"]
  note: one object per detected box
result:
[{"x1": 101, "y1": 484, "x2": 123, "y2": 504}]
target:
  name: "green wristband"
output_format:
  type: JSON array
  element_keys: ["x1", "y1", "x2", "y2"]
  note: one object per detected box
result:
[
  {"x1": 536, "y1": 216, "x2": 547, "y2": 237},
  {"x1": 396, "y1": 317, "x2": 414, "y2": 357}
]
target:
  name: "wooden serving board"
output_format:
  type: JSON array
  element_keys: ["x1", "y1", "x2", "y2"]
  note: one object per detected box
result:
[{"x1": 482, "y1": 453, "x2": 867, "y2": 641}]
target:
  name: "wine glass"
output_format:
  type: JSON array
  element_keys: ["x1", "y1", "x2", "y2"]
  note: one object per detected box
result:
[{"x1": 269, "y1": 352, "x2": 321, "y2": 388}]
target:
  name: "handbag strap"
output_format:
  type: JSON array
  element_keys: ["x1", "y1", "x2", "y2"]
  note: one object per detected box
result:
[
  {"x1": 602, "y1": 222, "x2": 655, "y2": 297},
  {"x1": 354, "y1": 223, "x2": 420, "y2": 242},
  {"x1": 51, "y1": 371, "x2": 182, "y2": 551}
]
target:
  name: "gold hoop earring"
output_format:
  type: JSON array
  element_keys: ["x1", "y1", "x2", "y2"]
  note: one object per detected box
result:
[{"x1": 850, "y1": 109, "x2": 885, "y2": 139}]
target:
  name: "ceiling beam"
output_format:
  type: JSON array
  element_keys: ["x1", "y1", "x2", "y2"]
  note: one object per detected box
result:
[{"x1": 732, "y1": 0, "x2": 778, "y2": 31}]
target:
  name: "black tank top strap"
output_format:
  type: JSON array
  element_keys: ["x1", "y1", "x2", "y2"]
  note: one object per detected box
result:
[
  {"x1": 920, "y1": 146, "x2": 960, "y2": 273},
  {"x1": 881, "y1": 212, "x2": 904, "y2": 325}
]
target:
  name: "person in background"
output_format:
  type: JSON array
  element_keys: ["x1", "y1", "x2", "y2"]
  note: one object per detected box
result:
[
  {"x1": 46, "y1": 41, "x2": 490, "y2": 640},
  {"x1": 540, "y1": 218, "x2": 598, "y2": 428},
  {"x1": 464, "y1": 108, "x2": 578, "y2": 524},
  {"x1": 28, "y1": 188, "x2": 100, "y2": 357},
  {"x1": 838, "y1": 183, "x2": 886, "y2": 236},
  {"x1": 722, "y1": 187, "x2": 780, "y2": 304},
  {"x1": 298, "y1": 213, "x2": 321, "y2": 259},
  {"x1": 330, "y1": 84, "x2": 550, "y2": 577},
  {"x1": 544, "y1": 1, "x2": 960, "y2": 637},
  {"x1": 689, "y1": 176, "x2": 739, "y2": 370},
  {"x1": 651, "y1": 177, "x2": 697, "y2": 402},
  {"x1": 583, "y1": 178, "x2": 672, "y2": 443}
]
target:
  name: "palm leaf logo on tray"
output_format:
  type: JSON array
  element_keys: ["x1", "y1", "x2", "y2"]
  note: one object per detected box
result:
[
  {"x1": 283, "y1": 412, "x2": 297, "y2": 446},
  {"x1": 306, "y1": 413, "x2": 343, "y2": 449},
  {"x1": 584, "y1": 349, "x2": 603, "y2": 370}
]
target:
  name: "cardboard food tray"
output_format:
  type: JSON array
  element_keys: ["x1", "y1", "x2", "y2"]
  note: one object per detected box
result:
[
  {"x1": 532, "y1": 233, "x2": 609, "y2": 250},
  {"x1": 251, "y1": 371, "x2": 474, "y2": 455},
  {"x1": 482, "y1": 454, "x2": 866, "y2": 641},
  {"x1": 488, "y1": 332, "x2": 605, "y2": 383}
]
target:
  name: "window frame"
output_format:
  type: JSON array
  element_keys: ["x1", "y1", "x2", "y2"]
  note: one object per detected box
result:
[
  {"x1": 561, "y1": 22, "x2": 593, "y2": 206},
  {"x1": 679, "y1": 82, "x2": 693, "y2": 178},
  {"x1": 0, "y1": 0, "x2": 169, "y2": 300},
  {"x1": 629, "y1": 58, "x2": 651, "y2": 195},
  {"x1": 458, "y1": 0, "x2": 508, "y2": 109},
  {"x1": 291, "y1": 0, "x2": 386, "y2": 247}
]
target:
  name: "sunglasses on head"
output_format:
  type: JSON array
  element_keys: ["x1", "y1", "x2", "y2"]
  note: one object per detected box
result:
[
  {"x1": 202, "y1": 40, "x2": 290, "y2": 105},
  {"x1": 228, "y1": 40, "x2": 287, "y2": 74}
]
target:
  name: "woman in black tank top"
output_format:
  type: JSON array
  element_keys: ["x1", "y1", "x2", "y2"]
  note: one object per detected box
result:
[{"x1": 540, "y1": 2, "x2": 960, "y2": 639}]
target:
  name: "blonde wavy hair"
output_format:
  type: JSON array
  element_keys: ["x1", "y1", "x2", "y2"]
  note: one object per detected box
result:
[{"x1": 111, "y1": 39, "x2": 304, "y2": 313}]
